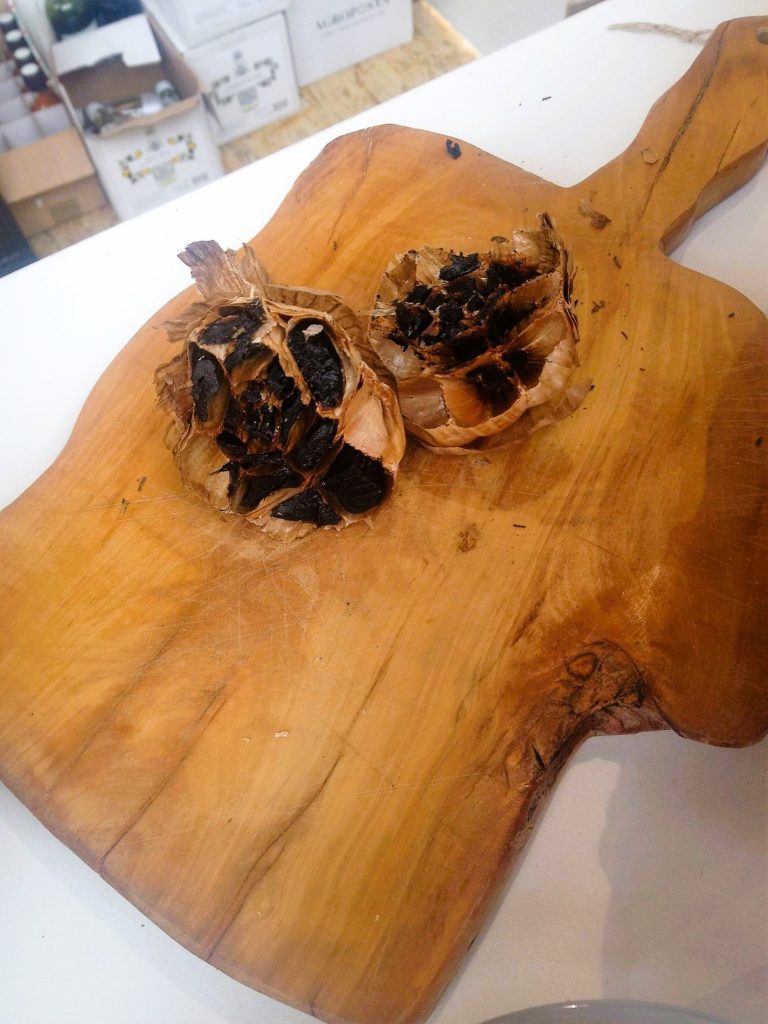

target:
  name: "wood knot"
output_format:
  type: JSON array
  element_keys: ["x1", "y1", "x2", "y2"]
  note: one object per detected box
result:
[{"x1": 566, "y1": 652, "x2": 599, "y2": 680}]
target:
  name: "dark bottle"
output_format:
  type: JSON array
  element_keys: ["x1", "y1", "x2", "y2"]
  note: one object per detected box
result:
[
  {"x1": 4, "y1": 29, "x2": 27, "y2": 53},
  {"x1": 0, "y1": 196, "x2": 35, "y2": 278},
  {"x1": 20, "y1": 63, "x2": 61, "y2": 110},
  {"x1": 0, "y1": 12, "x2": 18, "y2": 35},
  {"x1": 12, "y1": 46, "x2": 34, "y2": 71},
  {"x1": 46, "y1": 0, "x2": 98, "y2": 40},
  {"x1": 20, "y1": 63, "x2": 49, "y2": 93},
  {"x1": 96, "y1": 0, "x2": 142, "y2": 26}
]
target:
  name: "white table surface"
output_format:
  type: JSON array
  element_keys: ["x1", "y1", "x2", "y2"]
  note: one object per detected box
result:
[{"x1": 1, "y1": 2, "x2": 767, "y2": 1023}]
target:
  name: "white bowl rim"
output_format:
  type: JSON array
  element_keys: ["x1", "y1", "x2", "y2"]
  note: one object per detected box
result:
[{"x1": 479, "y1": 999, "x2": 732, "y2": 1024}]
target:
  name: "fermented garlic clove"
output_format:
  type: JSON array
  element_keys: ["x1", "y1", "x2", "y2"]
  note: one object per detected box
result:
[
  {"x1": 368, "y1": 215, "x2": 584, "y2": 453},
  {"x1": 155, "y1": 241, "x2": 405, "y2": 538}
]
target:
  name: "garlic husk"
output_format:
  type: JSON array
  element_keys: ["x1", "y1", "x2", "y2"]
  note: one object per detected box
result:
[
  {"x1": 155, "y1": 241, "x2": 405, "y2": 536},
  {"x1": 368, "y1": 215, "x2": 584, "y2": 452}
]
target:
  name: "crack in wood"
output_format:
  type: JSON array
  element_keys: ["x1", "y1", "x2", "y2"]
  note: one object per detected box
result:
[
  {"x1": 508, "y1": 594, "x2": 546, "y2": 647},
  {"x1": 714, "y1": 114, "x2": 744, "y2": 175},
  {"x1": 205, "y1": 747, "x2": 346, "y2": 962},
  {"x1": 638, "y1": 24, "x2": 726, "y2": 223},
  {"x1": 45, "y1": 617, "x2": 189, "y2": 799},
  {"x1": 205, "y1": 611, "x2": 411, "y2": 962},
  {"x1": 98, "y1": 680, "x2": 233, "y2": 872},
  {"x1": 327, "y1": 128, "x2": 375, "y2": 249}
]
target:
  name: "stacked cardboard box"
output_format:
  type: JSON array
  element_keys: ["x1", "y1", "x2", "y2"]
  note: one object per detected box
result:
[
  {"x1": 1, "y1": 0, "x2": 416, "y2": 242},
  {"x1": 0, "y1": 125, "x2": 107, "y2": 235},
  {"x1": 143, "y1": 0, "x2": 299, "y2": 144},
  {"x1": 286, "y1": 0, "x2": 414, "y2": 86},
  {"x1": 144, "y1": 0, "x2": 288, "y2": 49},
  {"x1": 51, "y1": 14, "x2": 223, "y2": 220},
  {"x1": 0, "y1": 3, "x2": 107, "y2": 239}
]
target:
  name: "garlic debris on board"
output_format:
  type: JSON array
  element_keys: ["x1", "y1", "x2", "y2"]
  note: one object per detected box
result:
[
  {"x1": 367, "y1": 215, "x2": 588, "y2": 454},
  {"x1": 154, "y1": 241, "x2": 405, "y2": 539}
]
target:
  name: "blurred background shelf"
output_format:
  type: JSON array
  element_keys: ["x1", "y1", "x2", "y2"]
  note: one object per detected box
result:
[
  {"x1": 17, "y1": 0, "x2": 607, "y2": 260},
  {"x1": 26, "y1": 0, "x2": 477, "y2": 258}
]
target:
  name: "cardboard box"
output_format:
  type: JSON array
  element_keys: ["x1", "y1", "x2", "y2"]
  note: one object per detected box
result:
[
  {"x1": 52, "y1": 14, "x2": 223, "y2": 221},
  {"x1": 52, "y1": 15, "x2": 166, "y2": 107},
  {"x1": 0, "y1": 126, "x2": 107, "y2": 236},
  {"x1": 146, "y1": 0, "x2": 290, "y2": 49},
  {"x1": 146, "y1": 7, "x2": 299, "y2": 143},
  {"x1": 286, "y1": 0, "x2": 413, "y2": 86}
]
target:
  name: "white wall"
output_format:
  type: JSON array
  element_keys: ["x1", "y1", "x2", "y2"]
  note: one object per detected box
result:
[{"x1": 428, "y1": 0, "x2": 568, "y2": 54}]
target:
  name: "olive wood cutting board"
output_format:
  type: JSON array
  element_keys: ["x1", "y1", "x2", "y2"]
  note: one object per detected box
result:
[{"x1": 1, "y1": 18, "x2": 767, "y2": 1024}]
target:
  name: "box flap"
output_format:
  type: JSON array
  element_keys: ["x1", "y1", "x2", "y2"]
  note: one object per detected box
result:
[
  {"x1": 53, "y1": 14, "x2": 160, "y2": 76},
  {"x1": 95, "y1": 91, "x2": 200, "y2": 137},
  {"x1": 0, "y1": 128, "x2": 95, "y2": 203},
  {"x1": 53, "y1": 14, "x2": 164, "y2": 107},
  {"x1": 80, "y1": 12, "x2": 203, "y2": 137}
]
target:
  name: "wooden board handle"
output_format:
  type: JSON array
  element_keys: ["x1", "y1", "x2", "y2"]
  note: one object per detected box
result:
[{"x1": 585, "y1": 17, "x2": 768, "y2": 251}]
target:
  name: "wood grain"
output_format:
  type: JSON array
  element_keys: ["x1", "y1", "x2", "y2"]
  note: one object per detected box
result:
[{"x1": 1, "y1": 18, "x2": 767, "y2": 1024}]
